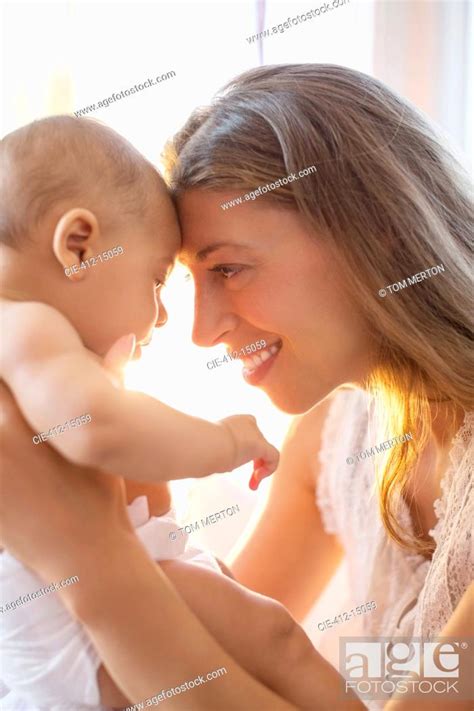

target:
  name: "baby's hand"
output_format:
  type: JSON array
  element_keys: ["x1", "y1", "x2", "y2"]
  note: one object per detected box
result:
[{"x1": 219, "y1": 415, "x2": 279, "y2": 489}]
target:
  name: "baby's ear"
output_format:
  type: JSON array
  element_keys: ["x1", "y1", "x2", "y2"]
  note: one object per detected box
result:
[{"x1": 52, "y1": 208, "x2": 100, "y2": 280}]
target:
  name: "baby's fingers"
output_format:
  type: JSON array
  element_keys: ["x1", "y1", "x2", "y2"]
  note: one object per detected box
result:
[
  {"x1": 249, "y1": 447, "x2": 279, "y2": 491},
  {"x1": 249, "y1": 464, "x2": 273, "y2": 491},
  {"x1": 264, "y1": 443, "x2": 280, "y2": 476}
]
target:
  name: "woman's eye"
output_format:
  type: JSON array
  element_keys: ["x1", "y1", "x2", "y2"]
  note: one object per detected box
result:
[
  {"x1": 154, "y1": 279, "x2": 163, "y2": 289},
  {"x1": 209, "y1": 265, "x2": 243, "y2": 279}
]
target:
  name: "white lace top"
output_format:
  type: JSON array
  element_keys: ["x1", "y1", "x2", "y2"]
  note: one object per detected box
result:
[{"x1": 316, "y1": 388, "x2": 473, "y2": 644}]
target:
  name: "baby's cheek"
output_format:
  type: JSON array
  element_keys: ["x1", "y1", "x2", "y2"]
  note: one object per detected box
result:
[
  {"x1": 135, "y1": 296, "x2": 159, "y2": 338},
  {"x1": 138, "y1": 290, "x2": 158, "y2": 326}
]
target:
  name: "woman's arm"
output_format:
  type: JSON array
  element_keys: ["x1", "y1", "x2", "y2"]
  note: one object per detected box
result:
[
  {"x1": 98, "y1": 555, "x2": 366, "y2": 710},
  {"x1": 231, "y1": 396, "x2": 343, "y2": 620},
  {"x1": 385, "y1": 583, "x2": 473, "y2": 711},
  {"x1": 0, "y1": 384, "x2": 304, "y2": 710},
  {"x1": 63, "y1": 530, "x2": 298, "y2": 710}
]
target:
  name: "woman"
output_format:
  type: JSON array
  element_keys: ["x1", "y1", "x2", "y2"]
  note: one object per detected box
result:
[
  {"x1": 167, "y1": 62, "x2": 473, "y2": 642},
  {"x1": 1, "y1": 64, "x2": 473, "y2": 709}
]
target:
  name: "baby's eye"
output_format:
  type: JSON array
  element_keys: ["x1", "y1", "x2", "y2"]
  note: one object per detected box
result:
[
  {"x1": 154, "y1": 279, "x2": 164, "y2": 289},
  {"x1": 209, "y1": 265, "x2": 243, "y2": 279}
]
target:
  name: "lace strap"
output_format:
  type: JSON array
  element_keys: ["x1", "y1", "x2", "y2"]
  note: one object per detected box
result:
[{"x1": 316, "y1": 388, "x2": 370, "y2": 536}]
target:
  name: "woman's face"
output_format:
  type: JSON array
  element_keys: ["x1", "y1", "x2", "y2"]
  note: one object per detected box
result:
[{"x1": 179, "y1": 189, "x2": 374, "y2": 414}]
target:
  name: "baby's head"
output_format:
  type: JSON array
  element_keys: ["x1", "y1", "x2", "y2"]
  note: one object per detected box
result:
[{"x1": 0, "y1": 116, "x2": 180, "y2": 357}]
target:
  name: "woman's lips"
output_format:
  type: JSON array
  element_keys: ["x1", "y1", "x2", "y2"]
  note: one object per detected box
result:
[{"x1": 241, "y1": 342, "x2": 282, "y2": 386}]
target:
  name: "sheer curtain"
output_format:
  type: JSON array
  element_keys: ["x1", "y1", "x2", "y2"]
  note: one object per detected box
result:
[
  {"x1": 373, "y1": 0, "x2": 473, "y2": 174},
  {"x1": 255, "y1": 0, "x2": 375, "y2": 71}
]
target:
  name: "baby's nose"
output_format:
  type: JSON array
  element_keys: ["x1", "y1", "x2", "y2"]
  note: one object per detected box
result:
[{"x1": 156, "y1": 304, "x2": 168, "y2": 328}]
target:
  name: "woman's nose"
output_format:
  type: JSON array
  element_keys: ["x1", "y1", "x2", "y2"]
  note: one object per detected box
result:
[{"x1": 192, "y1": 286, "x2": 236, "y2": 348}]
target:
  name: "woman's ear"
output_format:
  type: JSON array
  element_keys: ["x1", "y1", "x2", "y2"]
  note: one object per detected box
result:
[{"x1": 52, "y1": 208, "x2": 100, "y2": 282}]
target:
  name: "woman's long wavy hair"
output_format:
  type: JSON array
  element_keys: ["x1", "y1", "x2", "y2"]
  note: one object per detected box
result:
[{"x1": 163, "y1": 64, "x2": 474, "y2": 555}]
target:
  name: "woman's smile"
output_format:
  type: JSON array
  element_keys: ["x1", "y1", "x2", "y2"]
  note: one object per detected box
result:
[{"x1": 238, "y1": 340, "x2": 283, "y2": 385}]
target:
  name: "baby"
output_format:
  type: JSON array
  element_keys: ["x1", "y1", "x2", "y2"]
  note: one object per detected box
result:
[
  {"x1": 0, "y1": 118, "x2": 278, "y2": 486},
  {"x1": 0, "y1": 117, "x2": 339, "y2": 711}
]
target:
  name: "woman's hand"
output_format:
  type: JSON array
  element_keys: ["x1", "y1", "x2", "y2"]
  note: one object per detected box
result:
[{"x1": 0, "y1": 380, "x2": 132, "y2": 580}]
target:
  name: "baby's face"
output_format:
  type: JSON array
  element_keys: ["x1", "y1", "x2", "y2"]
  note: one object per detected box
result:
[{"x1": 58, "y1": 190, "x2": 181, "y2": 358}]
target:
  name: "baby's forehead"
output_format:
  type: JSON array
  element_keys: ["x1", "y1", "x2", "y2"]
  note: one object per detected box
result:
[
  {"x1": 144, "y1": 186, "x2": 182, "y2": 255},
  {"x1": 1, "y1": 116, "x2": 173, "y2": 245}
]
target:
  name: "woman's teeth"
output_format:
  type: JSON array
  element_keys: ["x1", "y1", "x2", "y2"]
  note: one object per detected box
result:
[{"x1": 242, "y1": 343, "x2": 280, "y2": 374}]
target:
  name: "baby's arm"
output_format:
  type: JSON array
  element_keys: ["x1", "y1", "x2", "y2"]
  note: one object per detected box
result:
[
  {"x1": 99, "y1": 559, "x2": 362, "y2": 711},
  {"x1": 1, "y1": 300, "x2": 278, "y2": 482}
]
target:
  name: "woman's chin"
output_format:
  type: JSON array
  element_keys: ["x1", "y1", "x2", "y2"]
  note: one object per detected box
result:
[{"x1": 262, "y1": 382, "x2": 324, "y2": 415}]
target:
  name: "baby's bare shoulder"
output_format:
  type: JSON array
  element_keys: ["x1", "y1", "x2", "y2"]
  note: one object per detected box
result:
[{"x1": 0, "y1": 298, "x2": 82, "y2": 373}]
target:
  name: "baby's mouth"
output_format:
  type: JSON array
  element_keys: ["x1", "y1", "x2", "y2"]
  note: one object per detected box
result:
[
  {"x1": 132, "y1": 344, "x2": 142, "y2": 360},
  {"x1": 132, "y1": 337, "x2": 152, "y2": 360}
]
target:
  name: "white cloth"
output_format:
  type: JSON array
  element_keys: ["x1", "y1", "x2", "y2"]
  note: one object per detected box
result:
[
  {"x1": 315, "y1": 388, "x2": 473, "y2": 708},
  {"x1": 0, "y1": 497, "x2": 221, "y2": 711}
]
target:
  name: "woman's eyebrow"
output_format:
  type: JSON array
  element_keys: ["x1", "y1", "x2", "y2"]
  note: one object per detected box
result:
[{"x1": 194, "y1": 242, "x2": 252, "y2": 263}]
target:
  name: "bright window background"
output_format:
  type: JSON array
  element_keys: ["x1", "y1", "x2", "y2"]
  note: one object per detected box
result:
[{"x1": 3, "y1": 0, "x2": 472, "y2": 664}]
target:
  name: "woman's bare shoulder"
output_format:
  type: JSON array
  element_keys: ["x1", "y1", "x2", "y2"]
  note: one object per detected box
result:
[
  {"x1": 289, "y1": 394, "x2": 336, "y2": 439},
  {"x1": 282, "y1": 388, "x2": 367, "y2": 490},
  {"x1": 271, "y1": 395, "x2": 334, "y2": 499}
]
